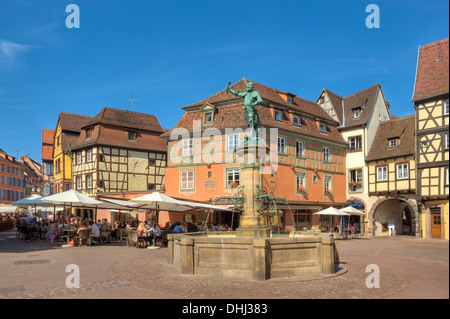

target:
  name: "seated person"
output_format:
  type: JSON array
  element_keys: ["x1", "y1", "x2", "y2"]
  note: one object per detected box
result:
[
  {"x1": 75, "y1": 221, "x2": 90, "y2": 245},
  {"x1": 149, "y1": 222, "x2": 162, "y2": 246},
  {"x1": 347, "y1": 223, "x2": 356, "y2": 234},
  {"x1": 173, "y1": 222, "x2": 184, "y2": 233},
  {"x1": 333, "y1": 225, "x2": 340, "y2": 233},
  {"x1": 89, "y1": 220, "x2": 101, "y2": 243}
]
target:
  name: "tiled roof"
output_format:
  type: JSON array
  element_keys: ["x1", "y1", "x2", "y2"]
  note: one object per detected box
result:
[
  {"x1": 324, "y1": 83, "x2": 383, "y2": 129},
  {"x1": 366, "y1": 115, "x2": 415, "y2": 161},
  {"x1": 164, "y1": 81, "x2": 347, "y2": 145},
  {"x1": 42, "y1": 129, "x2": 55, "y2": 144},
  {"x1": 82, "y1": 107, "x2": 164, "y2": 133},
  {"x1": 42, "y1": 129, "x2": 55, "y2": 161},
  {"x1": 73, "y1": 108, "x2": 167, "y2": 152},
  {"x1": 183, "y1": 78, "x2": 338, "y2": 123},
  {"x1": 59, "y1": 112, "x2": 93, "y2": 133},
  {"x1": 413, "y1": 38, "x2": 449, "y2": 102},
  {"x1": 324, "y1": 89, "x2": 344, "y2": 123}
]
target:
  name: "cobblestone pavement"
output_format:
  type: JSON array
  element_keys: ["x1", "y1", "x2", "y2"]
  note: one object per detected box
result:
[{"x1": 0, "y1": 230, "x2": 448, "y2": 299}]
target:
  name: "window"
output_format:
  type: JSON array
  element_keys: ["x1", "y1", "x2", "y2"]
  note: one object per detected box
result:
[
  {"x1": 293, "y1": 115, "x2": 301, "y2": 127},
  {"x1": 85, "y1": 129, "x2": 92, "y2": 140},
  {"x1": 274, "y1": 109, "x2": 283, "y2": 121},
  {"x1": 128, "y1": 131, "x2": 137, "y2": 141},
  {"x1": 277, "y1": 137, "x2": 286, "y2": 154},
  {"x1": 76, "y1": 176, "x2": 82, "y2": 190},
  {"x1": 445, "y1": 133, "x2": 449, "y2": 149},
  {"x1": 396, "y1": 163, "x2": 409, "y2": 180},
  {"x1": 319, "y1": 123, "x2": 327, "y2": 133},
  {"x1": 445, "y1": 101, "x2": 449, "y2": 115},
  {"x1": 99, "y1": 154, "x2": 105, "y2": 162},
  {"x1": 76, "y1": 152, "x2": 82, "y2": 164},
  {"x1": 389, "y1": 139, "x2": 398, "y2": 148},
  {"x1": 323, "y1": 147, "x2": 331, "y2": 162},
  {"x1": 204, "y1": 111, "x2": 213, "y2": 124},
  {"x1": 65, "y1": 183, "x2": 70, "y2": 191},
  {"x1": 446, "y1": 167, "x2": 449, "y2": 186},
  {"x1": 377, "y1": 166, "x2": 388, "y2": 181},
  {"x1": 293, "y1": 209, "x2": 312, "y2": 228},
  {"x1": 349, "y1": 136, "x2": 362, "y2": 152},
  {"x1": 98, "y1": 181, "x2": 104, "y2": 188},
  {"x1": 86, "y1": 149, "x2": 92, "y2": 162},
  {"x1": 296, "y1": 141, "x2": 305, "y2": 157},
  {"x1": 324, "y1": 176, "x2": 332, "y2": 194},
  {"x1": 296, "y1": 173, "x2": 306, "y2": 189},
  {"x1": 86, "y1": 175, "x2": 92, "y2": 189},
  {"x1": 349, "y1": 169, "x2": 363, "y2": 193},
  {"x1": 180, "y1": 171, "x2": 194, "y2": 190},
  {"x1": 287, "y1": 95, "x2": 294, "y2": 105},
  {"x1": 228, "y1": 134, "x2": 239, "y2": 151},
  {"x1": 148, "y1": 184, "x2": 156, "y2": 191},
  {"x1": 226, "y1": 168, "x2": 240, "y2": 188},
  {"x1": 182, "y1": 139, "x2": 193, "y2": 157},
  {"x1": 45, "y1": 163, "x2": 53, "y2": 175},
  {"x1": 353, "y1": 108, "x2": 361, "y2": 118}
]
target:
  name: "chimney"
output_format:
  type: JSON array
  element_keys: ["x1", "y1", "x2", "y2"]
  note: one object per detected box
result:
[{"x1": 385, "y1": 101, "x2": 390, "y2": 112}]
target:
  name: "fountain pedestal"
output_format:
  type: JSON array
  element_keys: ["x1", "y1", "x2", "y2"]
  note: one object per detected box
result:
[{"x1": 235, "y1": 142, "x2": 270, "y2": 238}]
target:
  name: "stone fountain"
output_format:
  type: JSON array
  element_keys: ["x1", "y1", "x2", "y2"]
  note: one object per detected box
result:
[{"x1": 167, "y1": 82, "x2": 338, "y2": 281}]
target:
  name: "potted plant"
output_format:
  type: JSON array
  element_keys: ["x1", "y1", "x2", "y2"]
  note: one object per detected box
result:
[
  {"x1": 324, "y1": 188, "x2": 333, "y2": 198},
  {"x1": 297, "y1": 186, "x2": 307, "y2": 194},
  {"x1": 229, "y1": 181, "x2": 239, "y2": 188}
]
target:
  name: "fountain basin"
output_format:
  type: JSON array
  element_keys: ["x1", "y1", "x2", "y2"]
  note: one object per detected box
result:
[{"x1": 167, "y1": 231, "x2": 338, "y2": 281}]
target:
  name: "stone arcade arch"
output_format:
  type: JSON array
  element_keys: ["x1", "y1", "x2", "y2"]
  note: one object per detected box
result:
[{"x1": 368, "y1": 197, "x2": 419, "y2": 237}]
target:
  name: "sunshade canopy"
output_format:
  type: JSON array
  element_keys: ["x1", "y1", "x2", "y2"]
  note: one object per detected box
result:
[
  {"x1": 42, "y1": 190, "x2": 103, "y2": 207},
  {"x1": 314, "y1": 206, "x2": 350, "y2": 216},
  {"x1": 11, "y1": 194, "x2": 53, "y2": 207},
  {"x1": 339, "y1": 206, "x2": 366, "y2": 216}
]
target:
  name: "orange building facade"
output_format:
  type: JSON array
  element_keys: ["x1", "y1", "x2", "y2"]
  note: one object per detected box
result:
[
  {"x1": 0, "y1": 148, "x2": 25, "y2": 204},
  {"x1": 163, "y1": 79, "x2": 348, "y2": 230}
]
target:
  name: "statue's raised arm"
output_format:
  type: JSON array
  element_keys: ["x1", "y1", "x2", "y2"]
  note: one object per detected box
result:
[{"x1": 225, "y1": 81, "x2": 246, "y2": 97}]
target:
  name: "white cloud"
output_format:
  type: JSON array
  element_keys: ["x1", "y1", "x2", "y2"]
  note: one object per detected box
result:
[{"x1": 0, "y1": 39, "x2": 37, "y2": 67}]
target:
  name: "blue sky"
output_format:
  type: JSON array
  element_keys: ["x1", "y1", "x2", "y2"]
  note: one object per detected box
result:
[{"x1": 0, "y1": 0, "x2": 448, "y2": 161}]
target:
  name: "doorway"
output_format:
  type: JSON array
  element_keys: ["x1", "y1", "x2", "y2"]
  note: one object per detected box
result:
[{"x1": 431, "y1": 208, "x2": 442, "y2": 238}]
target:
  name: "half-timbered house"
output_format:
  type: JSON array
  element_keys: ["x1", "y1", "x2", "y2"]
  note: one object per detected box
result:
[
  {"x1": 366, "y1": 115, "x2": 419, "y2": 236},
  {"x1": 70, "y1": 107, "x2": 167, "y2": 218},
  {"x1": 413, "y1": 38, "x2": 449, "y2": 239}
]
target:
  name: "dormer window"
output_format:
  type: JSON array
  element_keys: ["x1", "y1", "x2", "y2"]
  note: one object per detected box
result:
[
  {"x1": 353, "y1": 108, "x2": 361, "y2": 118},
  {"x1": 389, "y1": 138, "x2": 398, "y2": 148},
  {"x1": 293, "y1": 115, "x2": 301, "y2": 127},
  {"x1": 287, "y1": 95, "x2": 294, "y2": 105},
  {"x1": 128, "y1": 131, "x2": 137, "y2": 141},
  {"x1": 85, "y1": 128, "x2": 92, "y2": 140},
  {"x1": 319, "y1": 122, "x2": 327, "y2": 133},
  {"x1": 200, "y1": 103, "x2": 216, "y2": 125},
  {"x1": 274, "y1": 109, "x2": 283, "y2": 122},
  {"x1": 203, "y1": 111, "x2": 213, "y2": 124}
]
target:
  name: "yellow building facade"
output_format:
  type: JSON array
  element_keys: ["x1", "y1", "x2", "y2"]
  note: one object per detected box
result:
[{"x1": 413, "y1": 38, "x2": 449, "y2": 239}]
